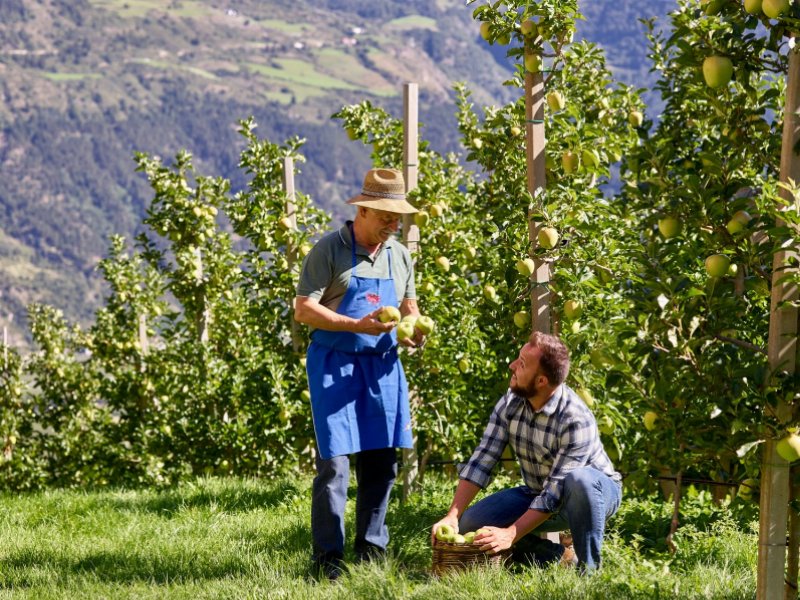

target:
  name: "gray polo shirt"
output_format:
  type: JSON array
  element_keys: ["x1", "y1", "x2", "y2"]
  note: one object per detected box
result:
[{"x1": 296, "y1": 222, "x2": 416, "y2": 314}]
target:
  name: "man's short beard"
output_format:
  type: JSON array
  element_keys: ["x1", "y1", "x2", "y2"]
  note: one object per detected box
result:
[{"x1": 510, "y1": 379, "x2": 537, "y2": 397}]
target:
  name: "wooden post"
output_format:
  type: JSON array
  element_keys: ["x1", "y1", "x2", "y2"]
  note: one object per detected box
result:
[
  {"x1": 525, "y1": 60, "x2": 559, "y2": 546},
  {"x1": 282, "y1": 156, "x2": 302, "y2": 353},
  {"x1": 787, "y1": 466, "x2": 800, "y2": 599},
  {"x1": 401, "y1": 82, "x2": 421, "y2": 501},
  {"x1": 758, "y1": 43, "x2": 800, "y2": 600},
  {"x1": 524, "y1": 68, "x2": 551, "y2": 334},
  {"x1": 195, "y1": 246, "x2": 210, "y2": 343}
]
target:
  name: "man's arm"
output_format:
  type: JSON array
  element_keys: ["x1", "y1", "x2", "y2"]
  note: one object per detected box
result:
[
  {"x1": 430, "y1": 479, "x2": 482, "y2": 543},
  {"x1": 294, "y1": 296, "x2": 394, "y2": 335}
]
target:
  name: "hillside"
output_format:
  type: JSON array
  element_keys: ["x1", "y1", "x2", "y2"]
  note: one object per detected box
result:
[{"x1": 0, "y1": 0, "x2": 675, "y2": 344}]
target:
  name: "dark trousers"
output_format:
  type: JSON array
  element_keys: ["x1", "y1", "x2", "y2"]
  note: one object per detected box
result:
[{"x1": 311, "y1": 447, "x2": 398, "y2": 565}]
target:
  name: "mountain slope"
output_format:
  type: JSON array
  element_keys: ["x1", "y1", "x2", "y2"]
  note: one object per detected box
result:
[{"x1": 0, "y1": 0, "x2": 674, "y2": 344}]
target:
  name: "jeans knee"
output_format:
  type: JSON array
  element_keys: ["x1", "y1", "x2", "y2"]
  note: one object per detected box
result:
[{"x1": 563, "y1": 469, "x2": 599, "y2": 503}]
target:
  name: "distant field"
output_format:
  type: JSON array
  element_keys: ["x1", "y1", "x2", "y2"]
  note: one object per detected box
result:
[
  {"x1": 128, "y1": 58, "x2": 218, "y2": 80},
  {"x1": 316, "y1": 48, "x2": 395, "y2": 96},
  {"x1": 255, "y1": 18, "x2": 309, "y2": 35},
  {"x1": 386, "y1": 15, "x2": 438, "y2": 31},
  {"x1": 88, "y1": 0, "x2": 216, "y2": 19}
]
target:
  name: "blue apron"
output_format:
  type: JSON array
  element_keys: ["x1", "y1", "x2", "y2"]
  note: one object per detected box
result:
[{"x1": 307, "y1": 228, "x2": 413, "y2": 460}]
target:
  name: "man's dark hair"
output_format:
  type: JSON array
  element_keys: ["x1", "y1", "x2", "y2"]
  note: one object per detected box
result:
[{"x1": 529, "y1": 331, "x2": 570, "y2": 385}]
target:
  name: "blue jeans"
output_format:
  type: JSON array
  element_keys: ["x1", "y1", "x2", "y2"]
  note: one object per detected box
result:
[
  {"x1": 459, "y1": 467, "x2": 622, "y2": 571},
  {"x1": 311, "y1": 447, "x2": 398, "y2": 565}
]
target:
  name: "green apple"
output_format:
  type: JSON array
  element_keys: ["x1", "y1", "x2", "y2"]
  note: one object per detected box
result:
[
  {"x1": 703, "y1": 55, "x2": 733, "y2": 89},
  {"x1": 520, "y1": 19, "x2": 538, "y2": 37},
  {"x1": 483, "y1": 285, "x2": 498, "y2": 301},
  {"x1": 516, "y1": 257, "x2": 536, "y2": 277},
  {"x1": 727, "y1": 263, "x2": 739, "y2": 277},
  {"x1": 421, "y1": 281, "x2": 436, "y2": 294},
  {"x1": 705, "y1": 254, "x2": 731, "y2": 278},
  {"x1": 346, "y1": 127, "x2": 358, "y2": 140},
  {"x1": 452, "y1": 533, "x2": 467, "y2": 544},
  {"x1": 430, "y1": 203, "x2": 445, "y2": 217},
  {"x1": 435, "y1": 256, "x2": 451, "y2": 272},
  {"x1": 378, "y1": 306, "x2": 401, "y2": 323},
  {"x1": 777, "y1": 433, "x2": 800, "y2": 462},
  {"x1": 598, "y1": 415, "x2": 615, "y2": 435},
  {"x1": 458, "y1": 358, "x2": 471, "y2": 373},
  {"x1": 415, "y1": 315, "x2": 435, "y2": 335},
  {"x1": 396, "y1": 321, "x2": 415, "y2": 342},
  {"x1": 737, "y1": 478, "x2": 759, "y2": 501},
  {"x1": 744, "y1": 0, "x2": 763, "y2": 13},
  {"x1": 561, "y1": 150, "x2": 579, "y2": 174},
  {"x1": 480, "y1": 22, "x2": 491, "y2": 41},
  {"x1": 582, "y1": 149, "x2": 600, "y2": 170},
  {"x1": 658, "y1": 216, "x2": 681, "y2": 239},
  {"x1": 301, "y1": 390, "x2": 311, "y2": 402},
  {"x1": 475, "y1": 528, "x2": 490, "y2": 537},
  {"x1": 464, "y1": 246, "x2": 478, "y2": 260},
  {"x1": 400, "y1": 314, "x2": 418, "y2": 329},
  {"x1": 546, "y1": 91, "x2": 565, "y2": 112},
  {"x1": 462, "y1": 531, "x2": 476, "y2": 543},
  {"x1": 577, "y1": 388, "x2": 595, "y2": 407},
  {"x1": 513, "y1": 310, "x2": 531, "y2": 329},
  {"x1": 726, "y1": 210, "x2": 751, "y2": 234},
  {"x1": 763, "y1": 0, "x2": 790, "y2": 17},
  {"x1": 643, "y1": 411, "x2": 658, "y2": 431},
  {"x1": 538, "y1": 227, "x2": 560, "y2": 249},
  {"x1": 563, "y1": 299, "x2": 582, "y2": 319},
  {"x1": 702, "y1": 0, "x2": 727, "y2": 14},
  {"x1": 473, "y1": 137, "x2": 484, "y2": 150},
  {"x1": 436, "y1": 524, "x2": 456, "y2": 542},
  {"x1": 510, "y1": 125, "x2": 522, "y2": 137},
  {"x1": 524, "y1": 53, "x2": 542, "y2": 73},
  {"x1": 628, "y1": 110, "x2": 644, "y2": 127},
  {"x1": 414, "y1": 210, "x2": 430, "y2": 228},
  {"x1": 570, "y1": 320, "x2": 581, "y2": 334}
]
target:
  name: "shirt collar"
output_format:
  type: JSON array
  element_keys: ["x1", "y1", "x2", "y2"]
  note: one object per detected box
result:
[
  {"x1": 511, "y1": 384, "x2": 564, "y2": 416},
  {"x1": 338, "y1": 221, "x2": 390, "y2": 258}
]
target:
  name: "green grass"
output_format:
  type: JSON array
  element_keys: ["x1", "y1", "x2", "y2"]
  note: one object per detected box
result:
[
  {"x1": 38, "y1": 72, "x2": 103, "y2": 82},
  {"x1": 0, "y1": 475, "x2": 757, "y2": 599},
  {"x1": 385, "y1": 16, "x2": 438, "y2": 31},
  {"x1": 87, "y1": 0, "x2": 214, "y2": 19}
]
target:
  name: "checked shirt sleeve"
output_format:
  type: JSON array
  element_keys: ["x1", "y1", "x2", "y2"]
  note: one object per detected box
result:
[
  {"x1": 529, "y1": 417, "x2": 595, "y2": 513},
  {"x1": 458, "y1": 395, "x2": 510, "y2": 489}
]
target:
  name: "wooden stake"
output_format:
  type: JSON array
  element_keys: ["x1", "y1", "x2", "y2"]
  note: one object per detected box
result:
[
  {"x1": 402, "y1": 82, "x2": 420, "y2": 501},
  {"x1": 524, "y1": 68, "x2": 551, "y2": 334},
  {"x1": 758, "y1": 42, "x2": 800, "y2": 600},
  {"x1": 282, "y1": 156, "x2": 302, "y2": 353}
]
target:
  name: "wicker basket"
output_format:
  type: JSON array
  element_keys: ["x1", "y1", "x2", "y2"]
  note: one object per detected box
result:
[{"x1": 431, "y1": 540, "x2": 512, "y2": 576}]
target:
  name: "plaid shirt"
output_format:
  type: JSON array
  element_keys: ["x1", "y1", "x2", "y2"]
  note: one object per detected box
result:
[{"x1": 459, "y1": 384, "x2": 621, "y2": 513}]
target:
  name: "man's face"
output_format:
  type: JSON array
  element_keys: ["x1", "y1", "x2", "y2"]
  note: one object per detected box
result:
[
  {"x1": 509, "y1": 343, "x2": 544, "y2": 397},
  {"x1": 362, "y1": 208, "x2": 402, "y2": 244}
]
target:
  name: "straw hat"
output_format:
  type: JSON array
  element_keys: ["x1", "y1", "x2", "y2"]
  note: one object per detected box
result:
[{"x1": 346, "y1": 168, "x2": 418, "y2": 214}]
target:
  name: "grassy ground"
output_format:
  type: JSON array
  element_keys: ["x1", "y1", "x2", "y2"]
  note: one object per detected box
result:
[{"x1": 0, "y1": 474, "x2": 757, "y2": 599}]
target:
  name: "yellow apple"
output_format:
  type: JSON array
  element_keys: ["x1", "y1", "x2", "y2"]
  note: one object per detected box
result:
[
  {"x1": 414, "y1": 210, "x2": 430, "y2": 228},
  {"x1": 400, "y1": 314, "x2": 418, "y2": 329},
  {"x1": 598, "y1": 415, "x2": 615, "y2": 435},
  {"x1": 480, "y1": 22, "x2": 491, "y2": 41},
  {"x1": 464, "y1": 246, "x2": 477, "y2": 260},
  {"x1": 516, "y1": 257, "x2": 536, "y2": 277},
  {"x1": 462, "y1": 531, "x2": 477, "y2": 543},
  {"x1": 538, "y1": 227, "x2": 560, "y2": 249},
  {"x1": 415, "y1": 315, "x2": 435, "y2": 335},
  {"x1": 658, "y1": 216, "x2": 681, "y2": 238},
  {"x1": 744, "y1": 0, "x2": 763, "y2": 13},
  {"x1": 378, "y1": 306, "x2": 401, "y2": 323},
  {"x1": 513, "y1": 310, "x2": 531, "y2": 329},
  {"x1": 628, "y1": 110, "x2": 644, "y2": 127},
  {"x1": 563, "y1": 299, "x2": 582, "y2": 319},
  {"x1": 577, "y1": 388, "x2": 595, "y2": 407},
  {"x1": 703, "y1": 56, "x2": 734, "y2": 89},
  {"x1": 737, "y1": 478, "x2": 759, "y2": 500},
  {"x1": 705, "y1": 254, "x2": 731, "y2": 278},
  {"x1": 346, "y1": 127, "x2": 358, "y2": 140},
  {"x1": 452, "y1": 533, "x2": 467, "y2": 544},
  {"x1": 436, "y1": 524, "x2": 456, "y2": 542},
  {"x1": 520, "y1": 19, "x2": 538, "y2": 37},
  {"x1": 473, "y1": 137, "x2": 483, "y2": 150},
  {"x1": 483, "y1": 285, "x2": 498, "y2": 301},
  {"x1": 582, "y1": 149, "x2": 600, "y2": 170},
  {"x1": 643, "y1": 411, "x2": 658, "y2": 431},
  {"x1": 763, "y1": 0, "x2": 790, "y2": 17},
  {"x1": 458, "y1": 358, "x2": 471, "y2": 373},
  {"x1": 435, "y1": 256, "x2": 451, "y2": 272},
  {"x1": 546, "y1": 91, "x2": 565, "y2": 111},
  {"x1": 777, "y1": 433, "x2": 800, "y2": 462},
  {"x1": 510, "y1": 125, "x2": 522, "y2": 137},
  {"x1": 726, "y1": 210, "x2": 751, "y2": 234},
  {"x1": 524, "y1": 53, "x2": 542, "y2": 73},
  {"x1": 562, "y1": 150, "x2": 579, "y2": 174},
  {"x1": 430, "y1": 203, "x2": 445, "y2": 217},
  {"x1": 396, "y1": 321, "x2": 415, "y2": 342}
]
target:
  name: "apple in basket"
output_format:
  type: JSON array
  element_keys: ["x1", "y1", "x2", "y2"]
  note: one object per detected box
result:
[{"x1": 435, "y1": 524, "x2": 456, "y2": 543}]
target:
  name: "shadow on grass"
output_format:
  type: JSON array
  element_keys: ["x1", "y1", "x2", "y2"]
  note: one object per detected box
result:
[
  {"x1": 104, "y1": 478, "x2": 307, "y2": 517},
  {"x1": 1, "y1": 521, "x2": 312, "y2": 588}
]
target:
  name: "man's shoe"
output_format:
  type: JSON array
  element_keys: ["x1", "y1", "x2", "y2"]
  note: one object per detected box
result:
[
  {"x1": 559, "y1": 544, "x2": 578, "y2": 568},
  {"x1": 312, "y1": 558, "x2": 344, "y2": 582}
]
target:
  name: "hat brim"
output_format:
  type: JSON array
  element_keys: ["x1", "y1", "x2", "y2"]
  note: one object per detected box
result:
[{"x1": 346, "y1": 194, "x2": 418, "y2": 214}]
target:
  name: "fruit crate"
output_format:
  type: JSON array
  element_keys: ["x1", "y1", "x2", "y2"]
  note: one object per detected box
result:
[{"x1": 431, "y1": 539, "x2": 511, "y2": 576}]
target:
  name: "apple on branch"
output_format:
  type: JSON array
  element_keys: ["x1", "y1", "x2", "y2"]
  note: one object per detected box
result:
[
  {"x1": 538, "y1": 227, "x2": 560, "y2": 249},
  {"x1": 703, "y1": 56, "x2": 733, "y2": 89},
  {"x1": 705, "y1": 254, "x2": 731, "y2": 278},
  {"x1": 763, "y1": 0, "x2": 790, "y2": 18},
  {"x1": 658, "y1": 215, "x2": 681, "y2": 239},
  {"x1": 516, "y1": 257, "x2": 536, "y2": 277}
]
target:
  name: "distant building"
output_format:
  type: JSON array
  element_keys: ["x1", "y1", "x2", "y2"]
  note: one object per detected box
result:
[
  {"x1": 293, "y1": 41, "x2": 305, "y2": 50},
  {"x1": 341, "y1": 37, "x2": 357, "y2": 47},
  {"x1": 225, "y1": 8, "x2": 238, "y2": 16},
  {"x1": 351, "y1": 26, "x2": 363, "y2": 35}
]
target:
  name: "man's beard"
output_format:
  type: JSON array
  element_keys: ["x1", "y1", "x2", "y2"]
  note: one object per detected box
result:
[{"x1": 510, "y1": 375, "x2": 537, "y2": 397}]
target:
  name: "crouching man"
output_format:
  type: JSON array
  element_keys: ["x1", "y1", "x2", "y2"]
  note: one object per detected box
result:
[{"x1": 431, "y1": 331, "x2": 622, "y2": 571}]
